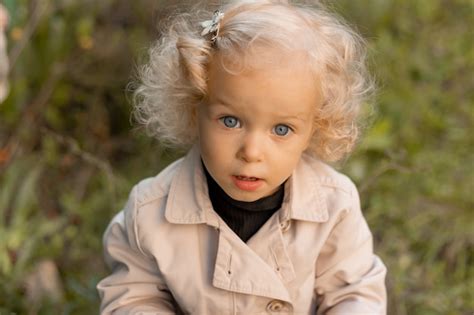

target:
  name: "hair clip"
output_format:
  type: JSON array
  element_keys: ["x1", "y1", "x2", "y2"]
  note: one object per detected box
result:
[{"x1": 200, "y1": 10, "x2": 224, "y2": 44}]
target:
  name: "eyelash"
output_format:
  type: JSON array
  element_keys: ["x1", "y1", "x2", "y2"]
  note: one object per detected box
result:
[{"x1": 218, "y1": 116, "x2": 293, "y2": 137}]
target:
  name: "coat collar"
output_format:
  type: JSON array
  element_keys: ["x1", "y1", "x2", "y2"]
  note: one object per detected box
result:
[{"x1": 164, "y1": 144, "x2": 329, "y2": 225}]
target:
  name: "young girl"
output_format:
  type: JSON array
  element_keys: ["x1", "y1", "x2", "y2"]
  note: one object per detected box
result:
[{"x1": 97, "y1": 1, "x2": 387, "y2": 314}]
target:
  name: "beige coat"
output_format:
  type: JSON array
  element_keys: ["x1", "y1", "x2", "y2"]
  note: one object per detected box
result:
[{"x1": 97, "y1": 146, "x2": 387, "y2": 314}]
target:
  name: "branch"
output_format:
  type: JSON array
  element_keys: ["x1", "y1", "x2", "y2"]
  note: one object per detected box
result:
[
  {"x1": 39, "y1": 126, "x2": 118, "y2": 204},
  {"x1": 359, "y1": 161, "x2": 411, "y2": 193},
  {"x1": 8, "y1": 1, "x2": 50, "y2": 72}
]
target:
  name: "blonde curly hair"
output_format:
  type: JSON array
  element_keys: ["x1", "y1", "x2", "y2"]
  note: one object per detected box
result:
[{"x1": 133, "y1": 0, "x2": 374, "y2": 162}]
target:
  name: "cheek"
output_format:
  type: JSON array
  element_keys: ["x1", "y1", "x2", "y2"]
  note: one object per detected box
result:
[
  {"x1": 284, "y1": 135, "x2": 312, "y2": 155},
  {"x1": 197, "y1": 122, "x2": 210, "y2": 156},
  {"x1": 198, "y1": 133, "x2": 212, "y2": 159},
  {"x1": 197, "y1": 111, "x2": 212, "y2": 143},
  {"x1": 197, "y1": 122, "x2": 221, "y2": 161},
  {"x1": 303, "y1": 136, "x2": 312, "y2": 151},
  {"x1": 276, "y1": 143, "x2": 307, "y2": 172}
]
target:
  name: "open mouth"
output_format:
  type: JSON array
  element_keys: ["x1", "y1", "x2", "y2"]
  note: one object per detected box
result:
[
  {"x1": 235, "y1": 175, "x2": 259, "y2": 181},
  {"x1": 232, "y1": 175, "x2": 263, "y2": 191}
]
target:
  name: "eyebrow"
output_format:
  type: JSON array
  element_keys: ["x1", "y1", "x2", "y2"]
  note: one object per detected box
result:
[
  {"x1": 209, "y1": 97, "x2": 235, "y2": 108},
  {"x1": 210, "y1": 97, "x2": 310, "y2": 123},
  {"x1": 281, "y1": 115, "x2": 308, "y2": 122}
]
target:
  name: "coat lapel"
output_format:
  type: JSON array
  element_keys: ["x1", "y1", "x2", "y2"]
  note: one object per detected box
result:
[{"x1": 212, "y1": 221, "x2": 292, "y2": 303}]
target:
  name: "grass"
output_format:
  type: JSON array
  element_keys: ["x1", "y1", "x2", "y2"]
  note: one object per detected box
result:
[{"x1": 0, "y1": 0, "x2": 472, "y2": 314}]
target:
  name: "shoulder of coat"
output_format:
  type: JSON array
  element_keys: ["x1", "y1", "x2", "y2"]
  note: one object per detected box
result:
[
  {"x1": 301, "y1": 154, "x2": 357, "y2": 197},
  {"x1": 133, "y1": 157, "x2": 185, "y2": 206}
]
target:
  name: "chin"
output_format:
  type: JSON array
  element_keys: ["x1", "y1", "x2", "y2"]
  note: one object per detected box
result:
[{"x1": 229, "y1": 191, "x2": 263, "y2": 202}]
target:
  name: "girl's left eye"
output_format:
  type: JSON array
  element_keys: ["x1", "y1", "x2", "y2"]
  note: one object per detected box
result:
[{"x1": 273, "y1": 124, "x2": 291, "y2": 136}]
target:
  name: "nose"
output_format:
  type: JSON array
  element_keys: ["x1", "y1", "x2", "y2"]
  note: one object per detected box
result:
[{"x1": 236, "y1": 131, "x2": 264, "y2": 163}]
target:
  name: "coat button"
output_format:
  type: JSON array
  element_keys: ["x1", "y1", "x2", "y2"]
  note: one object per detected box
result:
[
  {"x1": 266, "y1": 300, "x2": 284, "y2": 312},
  {"x1": 280, "y1": 220, "x2": 291, "y2": 232}
]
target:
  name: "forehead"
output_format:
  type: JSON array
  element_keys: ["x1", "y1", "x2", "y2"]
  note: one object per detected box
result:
[{"x1": 207, "y1": 50, "x2": 322, "y2": 117}]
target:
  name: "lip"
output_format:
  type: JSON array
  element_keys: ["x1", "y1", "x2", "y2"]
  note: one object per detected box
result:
[{"x1": 231, "y1": 175, "x2": 263, "y2": 191}]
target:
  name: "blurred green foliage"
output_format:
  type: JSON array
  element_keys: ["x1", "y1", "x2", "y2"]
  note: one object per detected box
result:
[{"x1": 0, "y1": 0, "x2": 472, "y2": 314}]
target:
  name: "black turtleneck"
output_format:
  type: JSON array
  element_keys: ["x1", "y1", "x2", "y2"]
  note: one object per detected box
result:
[{"x1": 203, "y1": 164, "x2": 284, "y2": 242}]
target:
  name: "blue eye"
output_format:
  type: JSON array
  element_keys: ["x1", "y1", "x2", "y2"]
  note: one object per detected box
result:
[
  {"x1": 273, "y1": 124, "x2": 291, "y2": 136},
  {"x1": 220, "y1": 116, "x2": 240, "y2": 128}
]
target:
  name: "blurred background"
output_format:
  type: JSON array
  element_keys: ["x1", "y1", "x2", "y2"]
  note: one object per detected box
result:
[{"x1": 0, "y1": 0, "x2": 472, "y2": 314}]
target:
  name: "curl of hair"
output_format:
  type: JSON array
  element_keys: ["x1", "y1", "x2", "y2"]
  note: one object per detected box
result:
[{"x1": 133, "y1": 0, "x2": 374, "y2": 161}]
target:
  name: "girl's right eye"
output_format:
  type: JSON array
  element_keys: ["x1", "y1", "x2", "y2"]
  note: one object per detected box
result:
[{"x1": 219, "y1": 116, "x2": 240, "y2": 128}]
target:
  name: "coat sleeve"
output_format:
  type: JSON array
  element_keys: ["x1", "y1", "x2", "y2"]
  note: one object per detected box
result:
[
  {"x1": 97, "y1": 186, "x2": 180, "y2": 315},
  {"x1": 314, "y1": 184, "x2": 387, "y2": 315}
]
